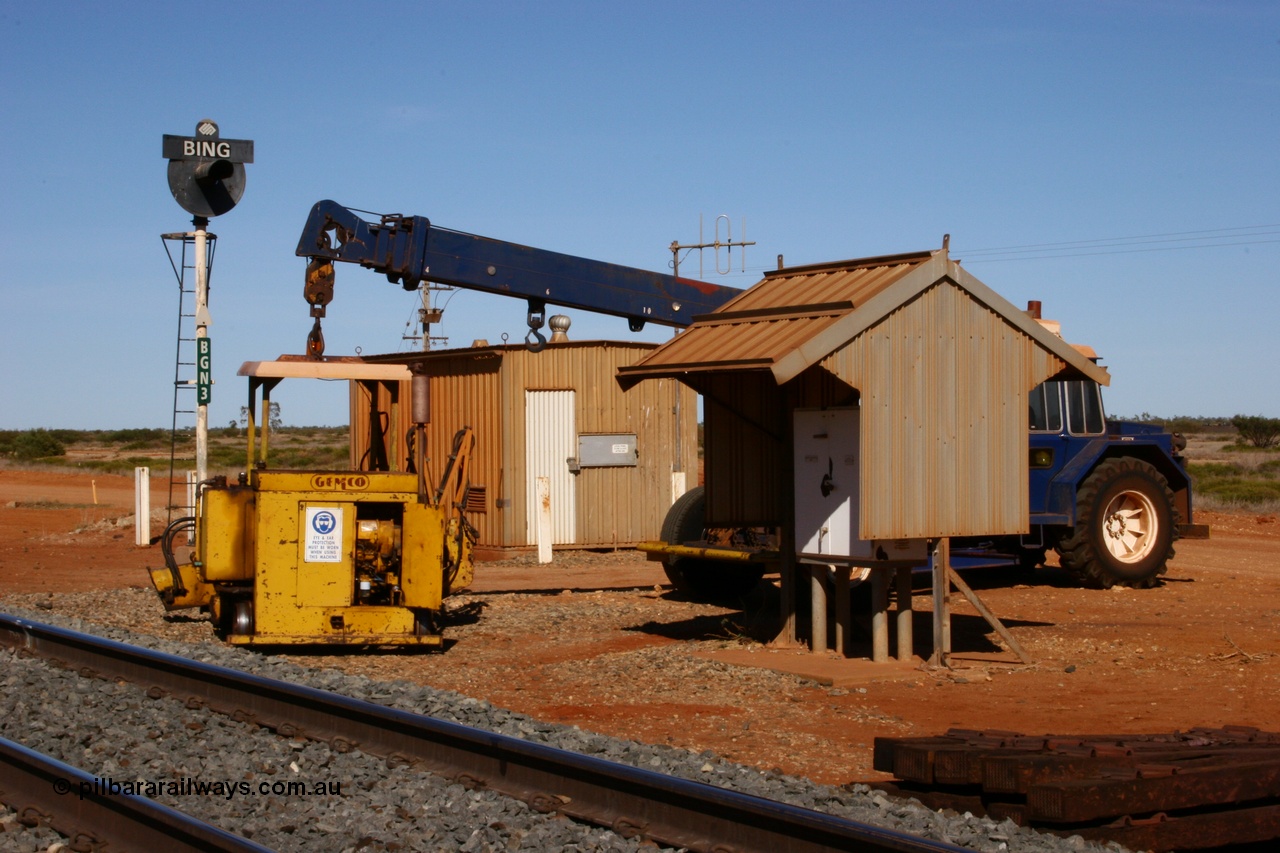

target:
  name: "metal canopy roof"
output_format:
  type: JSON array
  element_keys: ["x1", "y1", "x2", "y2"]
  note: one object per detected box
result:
[
  {"x1": 617, "y1": 247, "x2": 1110, "y2": 389},
  {"x1": 237, "y1": 356, "x2": 411, "y2": 381}
]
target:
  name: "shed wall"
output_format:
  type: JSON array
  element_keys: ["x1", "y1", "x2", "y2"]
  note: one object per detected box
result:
[
  {"x1": 700, "y1": 369, "x2": 857, "y2": 527},
  {"x1": 504, "y1": 344, "x2": 698, "y2": 547},
  {"x1": 350, "y1": 350, "x2": 506, "y2": 546},
  {"x1": 353, "y1": 342, "x2": 696, "y2": 550},
  {"x1": 823, "y1": 280, "x2": 1068, "y2": 539}
]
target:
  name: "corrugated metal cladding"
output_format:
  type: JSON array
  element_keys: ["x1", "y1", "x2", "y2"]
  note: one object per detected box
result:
[
  {"x1": 356, "y1": 341, "x2": 696, "y2": 551},
  {"x1": 504, "y1": 342, "x2": 697, "y2": 548},
  {"x1": 698, "y1": 369, "x2": 857, "y2": 527},
  {"x1": 623, "y1": 248, "x2": 1108, "y2": 544},
  {"x1": 349, "y1": 350, "x2": 505, "y2": 546},
  {"x1": 616, "y1": 254, "x2": 930, "y2": 384},
  {"x1": 820, "y1": 280, "x2": 1068, "y2": 539},
  {"x1": 722, "y1": 253, "x2": 932, "y2": 313}
]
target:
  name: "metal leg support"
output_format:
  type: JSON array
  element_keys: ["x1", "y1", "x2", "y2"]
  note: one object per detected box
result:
[
  {"x1": 810, "y1": 564, "x2": 828, "y2": 654},
  {"x1": 871, "y1": 567, "x2": 890, "y2": 663},
  {"x1": 895, "y1": 566, "x2": 914, "y2": 662},
  {"x1": 835, "y1": 565, "x2": 852, "y2": 657}
]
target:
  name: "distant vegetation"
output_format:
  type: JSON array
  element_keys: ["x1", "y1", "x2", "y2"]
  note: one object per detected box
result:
[
  {"x1": 1114, "y1": 415, "x2": 1279, "y2": 511},
  {"x1": 3, "y1": 416, "x2": 1278, "y2": 510},
  {"x1": 0, "y1": 426, "x2": 350, "y2": 474},
  {"x1": 1113, "y1": 414, "x2": 1236, "y2": 434},
  {"x1": 1230, "y1": 415, "x2": 1280, "y2": 449}
]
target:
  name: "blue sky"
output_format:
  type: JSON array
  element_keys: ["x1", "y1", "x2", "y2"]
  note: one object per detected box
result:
[{"x1": 1, "y1": 1, "x2": 1276, "y2": 428}]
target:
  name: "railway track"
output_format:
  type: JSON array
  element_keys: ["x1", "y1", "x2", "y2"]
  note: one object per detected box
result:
[{"x1": 0, "y1": 613, "x2": 965, "y2": 853}]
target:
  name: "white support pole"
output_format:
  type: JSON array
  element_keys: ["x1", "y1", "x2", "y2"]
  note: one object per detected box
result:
[
  {"x1": 535, "y1": 476, "x2": 553, "y2": 564},
  {"x1": 670, "y1": 470, "x2": 687, "y2": 505},
  {"x1": 186, "y1": 470, "x2": 198, "y2": 545},
  {"x1": 194, "y1": 217, "x2": 210, "y2": 488},
  {"x1": 134, "y1": 467, "x2": 150, "y2": 546}
]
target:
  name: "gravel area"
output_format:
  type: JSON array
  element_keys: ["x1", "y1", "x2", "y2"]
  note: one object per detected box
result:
[{"x1": 0, "y1": 599, "x2": 1131, "y2": 853}]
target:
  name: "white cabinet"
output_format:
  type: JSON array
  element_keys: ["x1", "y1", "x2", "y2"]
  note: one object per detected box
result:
[{"x1": 793, "y1": 408, "x2": 925, "y2": 563}]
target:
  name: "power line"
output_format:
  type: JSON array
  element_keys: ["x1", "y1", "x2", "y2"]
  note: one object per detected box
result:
[
  {"x1": 955, "y1": 224, "x2": 1280, "y2": 261},
  {"x1": 708, "y1": 223, "x2": 1280, "y2": 272},
  {"x1": 957, "y1": 237, "x2": 1280, "y2": 263}
]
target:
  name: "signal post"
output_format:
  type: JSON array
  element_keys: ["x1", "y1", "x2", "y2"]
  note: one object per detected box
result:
[{"x1": 162, "y1": 119, "x2": 252, "y2": 485}]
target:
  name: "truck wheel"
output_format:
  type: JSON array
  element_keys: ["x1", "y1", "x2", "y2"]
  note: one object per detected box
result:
[
  {"x1": 1056, "y1": 458, "x2": 1177, "y2": 589},
  {"x1": 660, "y1": 486, "x2": 764, "y2": 601}
]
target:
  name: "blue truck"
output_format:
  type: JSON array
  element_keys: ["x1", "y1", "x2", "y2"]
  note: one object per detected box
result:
[{"x1": 1012, "y1": 377, "x2": 1205, "y2": 588}]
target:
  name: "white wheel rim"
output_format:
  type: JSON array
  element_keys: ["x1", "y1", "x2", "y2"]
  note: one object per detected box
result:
[{"x1": 1101, "y1": 489, "x2": 1158, "y2": 564}]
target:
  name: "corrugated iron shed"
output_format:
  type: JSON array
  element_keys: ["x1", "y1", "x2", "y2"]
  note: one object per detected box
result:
[
  {"x1": 359, "y1": 340, "x2": 697, "y2": 554},
  {"x1": 618, "y1": 246, "x2": 1109, "y2": 541}
]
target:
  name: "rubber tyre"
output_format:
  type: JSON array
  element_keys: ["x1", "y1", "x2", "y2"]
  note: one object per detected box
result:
[
  {"x1": 659, "y1": 486, "x2": 764, "y2": 601},
  {"x1": 1056, "y1": 457, "x2": 1177, "y2": 589}
]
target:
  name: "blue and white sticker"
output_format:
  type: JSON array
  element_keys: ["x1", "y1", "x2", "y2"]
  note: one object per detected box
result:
[{"x1": 304, "y1": 507, "x2": 343, "y2": 563}]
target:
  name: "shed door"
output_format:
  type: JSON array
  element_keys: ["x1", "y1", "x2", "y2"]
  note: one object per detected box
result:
[{"x1": 525, "y1": 390, "x2": 576, "y2": 545}]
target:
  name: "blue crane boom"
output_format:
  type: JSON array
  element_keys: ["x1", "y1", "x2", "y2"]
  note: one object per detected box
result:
[{"x1": 295, "y1": 199, "x2": 740, "y2": 356}]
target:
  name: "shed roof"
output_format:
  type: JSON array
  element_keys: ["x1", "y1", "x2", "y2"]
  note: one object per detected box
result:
[
  {"x1": 616, "y1": 248, "x2": 1109, "y2": 388},
  {"x1": 238, "y1": 356, "x2": 411, "y2": 381}
]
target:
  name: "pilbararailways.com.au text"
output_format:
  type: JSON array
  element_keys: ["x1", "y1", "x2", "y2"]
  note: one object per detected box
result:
[{"x1": 55, "y1": 775, "x2": 342, "y2": 801}]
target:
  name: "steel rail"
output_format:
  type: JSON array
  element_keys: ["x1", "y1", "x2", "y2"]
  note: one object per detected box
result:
[
  {"x1": 0, "y1": 613, "x2": 964, "y2": 853},
  {"x1": 0, "y1": 736, "x2": 272, "y2": 853}
]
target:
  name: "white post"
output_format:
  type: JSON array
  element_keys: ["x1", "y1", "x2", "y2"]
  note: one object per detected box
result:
[
  {"x1": 670, "y1": 470, "x2": 687, "y2": 505},
  {"x1": 535, "y1": 476, "x2": 553, "y2": 564},
  {"x1": 134, "y1": 467, "x2": 150, "y2": 546},
  {"x1": 193, "y1": 217, "x2": 210, "y2": 488},
  {"x1": 186, "y1": 470, "x2": 198, "y2": 545}
]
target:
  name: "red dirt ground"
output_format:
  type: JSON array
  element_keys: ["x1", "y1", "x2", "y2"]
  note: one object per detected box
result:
[{"x1": 3, "y1": 467, "x2": 1279, "y2": 785}]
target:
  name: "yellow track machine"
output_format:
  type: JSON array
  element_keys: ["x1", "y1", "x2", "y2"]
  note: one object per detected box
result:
[{"x1": 148, "y1": 358, "x2": 475, "y2": 647}]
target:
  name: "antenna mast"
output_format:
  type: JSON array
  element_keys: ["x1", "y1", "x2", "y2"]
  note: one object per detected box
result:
[{"x1": 669, "y1": 214, "x2": 756, "y2": 280}]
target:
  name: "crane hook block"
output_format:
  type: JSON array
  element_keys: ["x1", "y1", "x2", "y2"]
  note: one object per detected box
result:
[{"x1": 305, "y1": 258, "x2": 335, "y2": 318}]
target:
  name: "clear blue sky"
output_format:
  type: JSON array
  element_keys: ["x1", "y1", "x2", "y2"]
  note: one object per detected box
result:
[{"x1": 2, "y1": 1, "x2": 1277, "y2": 429}]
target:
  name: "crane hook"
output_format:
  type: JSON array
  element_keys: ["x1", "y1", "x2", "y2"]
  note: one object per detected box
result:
[
  {"x1": 525, "y1": 299, "x2": 547, "y2": 353},
  {"x1": 306, "y1": 318, "x2": 326, "y2": 359}
]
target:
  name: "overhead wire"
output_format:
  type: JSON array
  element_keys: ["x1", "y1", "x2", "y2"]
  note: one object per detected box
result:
[
  {"x1": 953, "y1": 224, "x2": 1280, "y2": 262},
  {"x1": 650, "y1": 222, "x2": 1280, "y2": 278}
]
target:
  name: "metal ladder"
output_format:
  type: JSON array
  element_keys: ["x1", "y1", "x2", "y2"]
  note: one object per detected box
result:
[{"x1": 161, "y1": 230, "x2": 216, "y2": 531}]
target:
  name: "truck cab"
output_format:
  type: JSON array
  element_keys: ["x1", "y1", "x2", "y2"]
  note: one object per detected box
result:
[{"x1": 1019, "y1": 378, "x2": 1200, "y2": 588}]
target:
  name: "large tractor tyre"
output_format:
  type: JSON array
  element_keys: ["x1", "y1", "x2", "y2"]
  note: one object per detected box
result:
[
  {"x1": 659, "y1": 486, "x2": 764, "y2": 602},
  {"x1": 1056, "y1": 457, "x2": 1178, "y2": 589}
]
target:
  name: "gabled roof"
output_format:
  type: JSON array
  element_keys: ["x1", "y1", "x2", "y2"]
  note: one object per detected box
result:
[{"x1": 617, "y1": 248, "x2": 1110, "y2": 388}]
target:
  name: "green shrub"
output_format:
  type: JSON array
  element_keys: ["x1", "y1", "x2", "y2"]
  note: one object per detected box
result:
[
  {"x1": 1232, "y1": 415, "x2": 1280, "y2": 449},
  {"x1": 1196, "y1": 479, "x2": 1280, "y2": 503},
  {"x1": 1187, "y1": 462, "x2": 1246, "y2": 478},
  {"x1": 12, "y1": 429, "x2": 67, "y2": 460}
]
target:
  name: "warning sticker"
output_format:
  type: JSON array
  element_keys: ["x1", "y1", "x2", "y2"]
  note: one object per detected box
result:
[{"x1": 304, "y1": 507, "x2": 343, "y2": 563}]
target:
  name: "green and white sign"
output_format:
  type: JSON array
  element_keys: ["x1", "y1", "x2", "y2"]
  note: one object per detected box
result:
[{"x1": 197, "y1": 337, "x2": 212, "y2": 405}]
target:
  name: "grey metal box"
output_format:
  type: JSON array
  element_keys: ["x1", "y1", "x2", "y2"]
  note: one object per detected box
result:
[{"x1": 578, "y1": 434, "x2": 637, "y2": 467}]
